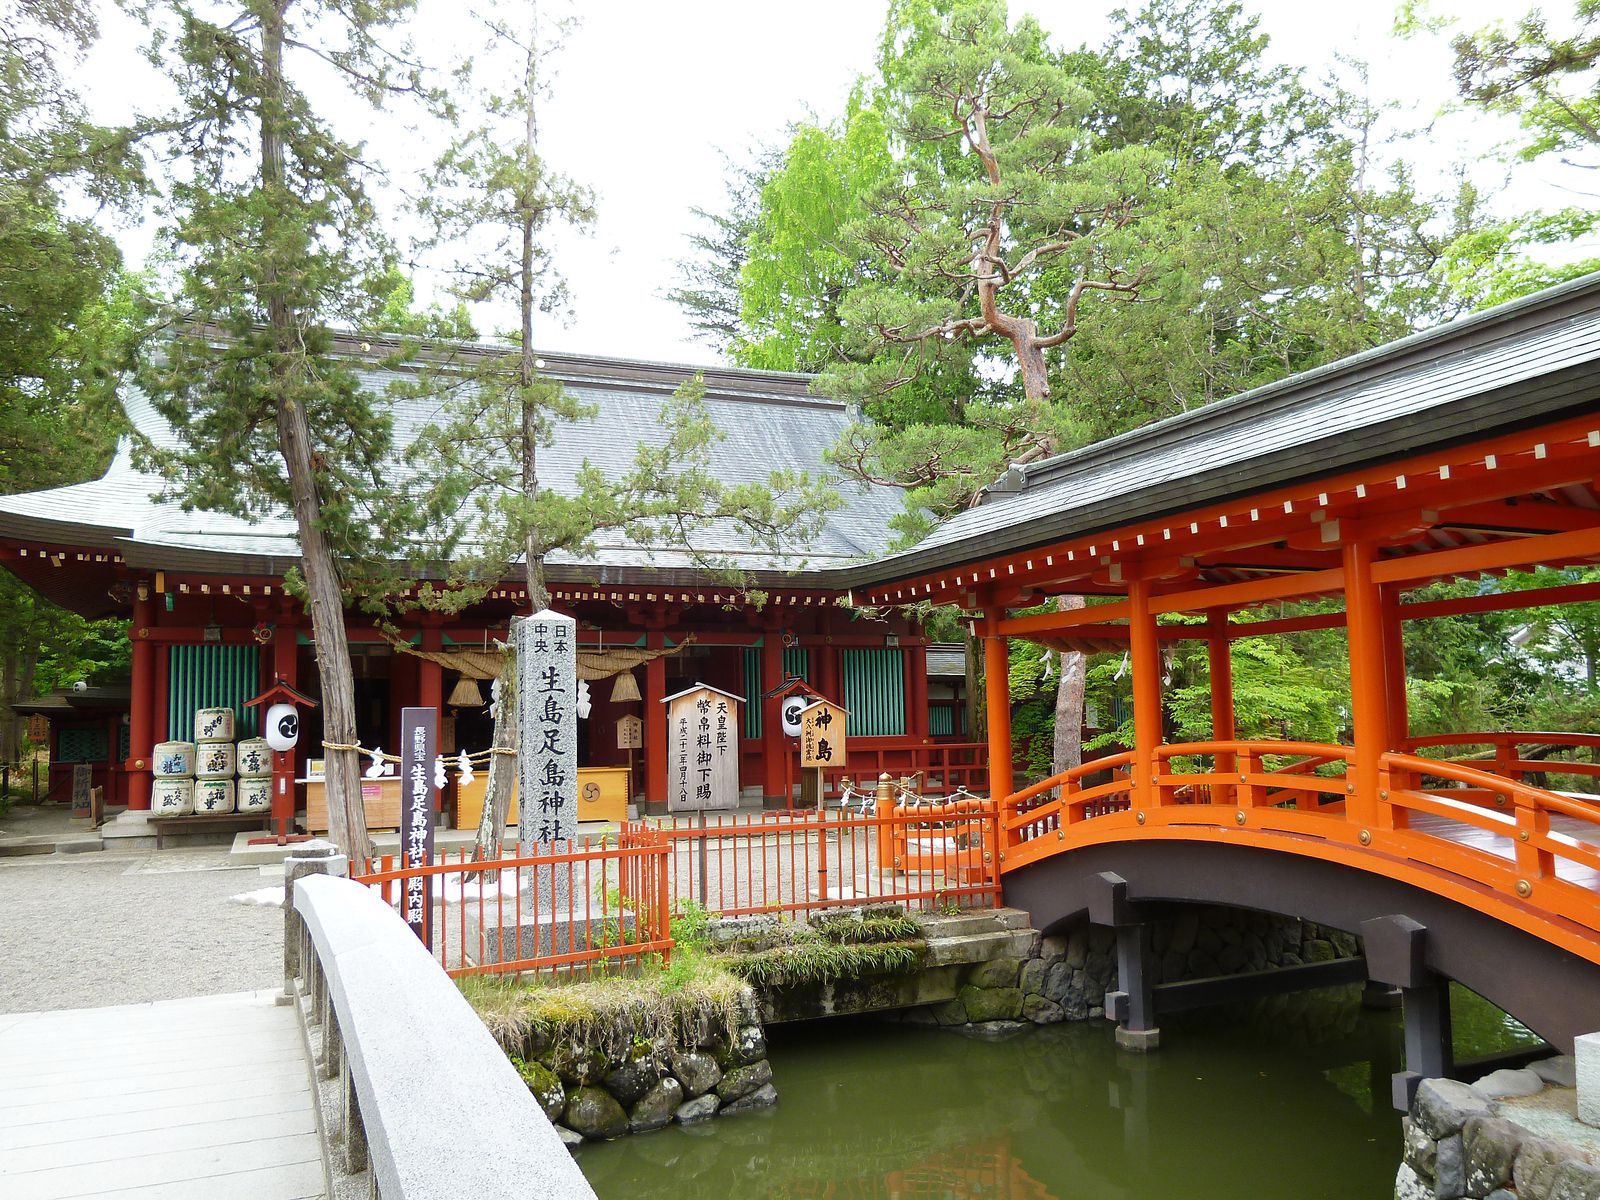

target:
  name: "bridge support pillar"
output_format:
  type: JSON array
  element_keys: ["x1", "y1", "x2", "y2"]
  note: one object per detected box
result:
[
  {"x1": 1091, "y1": 872, "x2": 1161, "y2": 1051},
  {"x1": 1361, "y1": 914, "x2": 1453, "y2": 1110}
]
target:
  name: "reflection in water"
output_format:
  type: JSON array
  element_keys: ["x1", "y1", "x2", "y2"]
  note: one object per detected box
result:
[{"x1": 578, "y1": 984, "x2": 1530, "y2": 1200}]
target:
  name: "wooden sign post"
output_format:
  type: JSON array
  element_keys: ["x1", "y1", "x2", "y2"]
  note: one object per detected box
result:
[
  {"x1": 399, "y1": 706, "x2": 438, "y2": 945},
  {"x1": 70, "y1": 763, "x2": 92, "y2": 816},
  {"x1": 800, "y1": 700, "x2": 849, "y2": 904},
  {"x1": 617, "y1": 714, "x2": 643, "y2": 803},
  {"x1": 663, "y1": 684, "x2": 744, "y2": 907}
]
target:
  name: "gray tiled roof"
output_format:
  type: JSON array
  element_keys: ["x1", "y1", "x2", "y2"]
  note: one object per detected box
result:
[
  {"x1": 0, "y1": 346, "x2": 903, "y2": 584},
  {"x1": 925, "y1": 644, "x2": 968, "y2": 677},
  {"x1": 843, "y1": 270, "x2": 1600, "y2": 589}
]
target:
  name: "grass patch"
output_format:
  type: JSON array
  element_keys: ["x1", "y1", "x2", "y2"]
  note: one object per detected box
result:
[
  {"x1": 810, "y1": 911, "x2": 922, "y2": 945},
  {"x1": 463, "y1": 950, "x2": 747, "y2": 1062},
  {"x1": 723, "y1": 938, "x2": 926, "y2": 988},
  {"x1": 462, "y1": 902, "x2": 931, "y2": 1057}
]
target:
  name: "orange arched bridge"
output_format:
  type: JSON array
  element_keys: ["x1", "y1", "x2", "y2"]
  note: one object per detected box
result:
[
  {"x1": 840, "y1": 275, "x2": 1600, "y2": 1102},
  {"x1": 996, "y1": 733, "x2": 1600, "y2": 1078}
]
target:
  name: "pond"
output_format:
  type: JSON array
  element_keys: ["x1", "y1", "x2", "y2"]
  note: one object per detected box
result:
[{"x1": 576, "y1": 984, "x2": 1538, "y2": 1200}]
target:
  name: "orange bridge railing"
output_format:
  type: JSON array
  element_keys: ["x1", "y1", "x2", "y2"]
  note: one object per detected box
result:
[{"x1": 997, "y1": 737, "x2": 1600, "y2": 954}]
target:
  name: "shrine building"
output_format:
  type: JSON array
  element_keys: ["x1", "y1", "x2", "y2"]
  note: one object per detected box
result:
[{"x1": 0, "y1": 337, "x2": 978, "y2": 826}]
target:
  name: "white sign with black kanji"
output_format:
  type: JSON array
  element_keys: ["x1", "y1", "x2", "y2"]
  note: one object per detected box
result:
[
  {"x1": 515, "y1": 610, "x2": 578, "y2": 848},
  {"x1": 664, "y1": 683, "x2": 742, "y2": 813}
]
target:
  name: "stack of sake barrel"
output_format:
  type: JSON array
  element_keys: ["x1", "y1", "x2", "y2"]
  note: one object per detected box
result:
[{"x1": 148, "y1": 706, "x2": 274, "y2": 817}]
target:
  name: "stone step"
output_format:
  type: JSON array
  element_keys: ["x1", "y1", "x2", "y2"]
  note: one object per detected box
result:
[
  {"x1": 923, "y1": 928, "x2": 1040, "y2": 967},
  {"x1": 918, "y1": 913, "x2": 1006, "y2": 939},
  {"x1": 916, "y1": 906, "x2": 1035, "y2": 939}
]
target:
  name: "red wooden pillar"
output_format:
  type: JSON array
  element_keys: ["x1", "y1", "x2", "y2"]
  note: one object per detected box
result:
[
  {"x1": 418, "y1": 625, "x2": 443, "y2": 711},
  {"x1": 271, "y1": 622, "x2": 300, "y2": 836},
  {"x1": 153, "y1": 642, "x2": 170, "y2": 746},
  {"x1": 909, "y1": 637, "x2": 930, "y2": 739},
  {"x1": 1380, "y1": 584, "x2": 1410, "y2": 750},
  {"x1": 645, "y1": 629, "x2": 668, "y2": 804},
  {"x1": 1206, "y1": 610, "x2": 1235, "y2": 803},
  {"x1": 761, "y1": 628, "x2": 785, "y2": 804},
  {"x1": 983, "y1": 615, "x2": 1014, "y2": 801},
  {"x1": 126, "y1": 587, "x2": 156, "y2": 811},
  {"x1": 817, "y1": 639, "x2": 838, "y2": 703},
  {"x1": 1343, "y1": 539, "x2": 1387, "y2": 828},
  {"x1": 1128, "y1": 575, "x2": 1162, "y2": 811}
]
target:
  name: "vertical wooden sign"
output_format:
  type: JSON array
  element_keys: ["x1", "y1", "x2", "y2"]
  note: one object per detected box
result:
[
  {"x1": 616, "y1": 714, "x2": 643, "y2": 750},
  {"x1": 400, "y1": 706, "x2": 437, "y2": 944},
  {"x1": 663, "y1": 684, "x2": 743, "y2": 812},
  {"x1": 516, "y1": 610, "x2": 578, "y2": 850},
  {"x1": 800, "y1": 700, "x2": 849, "y2": 768},
  {"x1": 70, "y1": 763, "x2": 92, "y2": 813}
]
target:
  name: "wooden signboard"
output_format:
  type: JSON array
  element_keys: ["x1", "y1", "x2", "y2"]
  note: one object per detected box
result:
[
  {"x1": 400, "y1": 707, "x2": 437, "y2": 945},
  {"x1": 71, "y1": 764, "x2": 93, "y2": 813},
  {"x1": 616, "y1": 714, "x2": 643, "y2": 750},
  {"x1": 800, "y1": 700, "x2": 849, "y2": 769},
  {"x1": 663, "y1": 684, "x2": 743, "y2": 813}
]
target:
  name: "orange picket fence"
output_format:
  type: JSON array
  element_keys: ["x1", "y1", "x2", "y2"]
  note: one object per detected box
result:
[
  {"x1": 643, "y1": 799, "x2": 1001, "y2": 919},
  {"x1": 351, "y1": 828, "x2": 673, "y2": 979}
]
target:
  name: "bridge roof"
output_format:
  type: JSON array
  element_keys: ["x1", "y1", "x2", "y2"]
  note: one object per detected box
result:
[{"x1": 851, "y1": 272, "x2": 1600, "y2": 606}]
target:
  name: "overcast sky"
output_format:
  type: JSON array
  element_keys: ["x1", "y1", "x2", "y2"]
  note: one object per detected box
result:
[{"x1": 81, "y1": 0, "x2": 1579, "y2": 367}]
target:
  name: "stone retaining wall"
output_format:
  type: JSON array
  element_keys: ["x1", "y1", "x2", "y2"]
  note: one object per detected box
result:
[
  {"x1": 1396, "y1": 1064, "x2": 1600, "y2": 1200},
  {"x1": 509, "y1": 990, "x2": 776, "y2": 1144},
  {"x1": 891, "y1": 905, "x2": 1360, "y2": 1033}
]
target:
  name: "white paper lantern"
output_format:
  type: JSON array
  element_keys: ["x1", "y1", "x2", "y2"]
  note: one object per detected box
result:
[
  {"x1": 264, "y1": 703, "x2": 300, "y2": 751},
  {"x1": 781, "y1": 696, "x2": 808, "y2": 738}
]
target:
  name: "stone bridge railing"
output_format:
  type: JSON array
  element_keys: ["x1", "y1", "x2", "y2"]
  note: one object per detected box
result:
[{"x1": 284, "y1": 852, "x2": 595, "y2": 1199}]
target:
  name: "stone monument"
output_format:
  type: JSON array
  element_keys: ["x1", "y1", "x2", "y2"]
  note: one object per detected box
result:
[{"x1": 483, "y1": 609, "x2": 633, "y2": 964}]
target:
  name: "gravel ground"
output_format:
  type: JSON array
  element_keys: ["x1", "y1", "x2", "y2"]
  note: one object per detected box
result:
[{"x1": 0, "y1": 849, "x2": 284, "y2": 1013}]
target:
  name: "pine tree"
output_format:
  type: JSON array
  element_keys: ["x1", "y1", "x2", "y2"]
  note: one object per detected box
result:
[{"x1": 127, "y1": 0, "x2": 432, "y2": 860}]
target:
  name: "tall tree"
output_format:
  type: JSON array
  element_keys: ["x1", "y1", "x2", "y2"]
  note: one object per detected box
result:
[
  {"x1": 0, "y1": 1, "x2": 142, "y2": 763},
  {"x1": 127, "y1": 0, "x2": 432, "y2": 860},
  {"x1": 1435, "y1": 2, "x2": 1600, "y2": 308},
  {"x1": 666, "y1": 147, "x2": 776, "y2": 356},
  {"x1": 408, "y1": 6, "x2": 843, "y2": 858}
]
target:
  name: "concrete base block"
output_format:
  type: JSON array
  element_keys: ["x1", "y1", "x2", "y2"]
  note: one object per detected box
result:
[
  {"x1": 1115, "y1": 1026, "x2": 1161, "y2": 1052},
  {"x1": 1576, "y1": 1032, "x2": 1600, "y2": 1127},
  {"x1": 481, "y1": 908, "x2": 639, "y2": 966}
]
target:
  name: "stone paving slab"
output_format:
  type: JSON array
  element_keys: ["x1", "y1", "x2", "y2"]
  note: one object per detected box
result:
[{"x1": 0, "y1": 990, "x2": 325, "y2": 1200}]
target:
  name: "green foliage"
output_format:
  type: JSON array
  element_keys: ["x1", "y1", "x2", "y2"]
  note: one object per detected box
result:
[
  {"x1": 1451, "y1": 0, "x2": 1600, "y2": 165},
  {"x1": 464, "y1": 960, "x2": 747, "y2": 1064},
  {"x1": 126, "y1": 0, "x2": 435, "y2": 602},
  {"x1": 809, "y1": 910, "x2": 923, "y2": 944},
  {"x1": 1435, "y1": 209, "x2": 1600, "y2": 311},
  {"x1": 667, "y1": 147, "x2": 778, "y2": 355},
  {"x1": 404, "y1": 9, "x2": 842, "y2": 611},
  {"x1": 723, "y1": 938, "x2": 925, "y2": 988}
]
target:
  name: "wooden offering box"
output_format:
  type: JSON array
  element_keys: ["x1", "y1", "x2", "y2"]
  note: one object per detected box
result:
[
  {"x1": 453, "y1": 765, "x2": 630, "y2": 829},
  {"x1": 302, "y1": 776, "x2": 402, "y2": 834}
]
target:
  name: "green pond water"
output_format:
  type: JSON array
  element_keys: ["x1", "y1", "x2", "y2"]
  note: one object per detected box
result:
[{"x1": 576, "y1": 984, "x2": 1538, "y2": 1200}]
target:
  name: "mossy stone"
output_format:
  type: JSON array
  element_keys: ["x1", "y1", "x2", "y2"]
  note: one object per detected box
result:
[
  {"x1": 564, "y1": 1086, "x2": 629, "y2": 1140},
  {"x1": 960, "y1": 985, "x2": 1022, "y2": 1023},
  {"x1": 514, "y1": 1058, "x2": 565, "y2": 1122}
]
